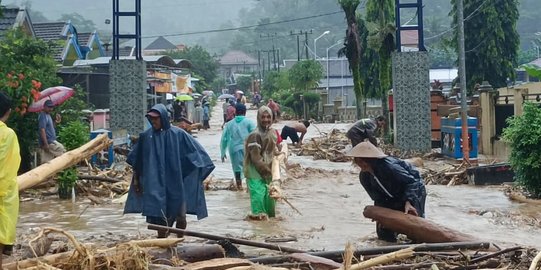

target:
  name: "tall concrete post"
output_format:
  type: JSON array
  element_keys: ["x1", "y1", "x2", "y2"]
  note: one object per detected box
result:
[
  {"x1": 391, "y1": 51, "x2": 431, "y2": 152},
  {"x1": 513, "y1": 88, "x2": 528, "y2": 116},
  {"x1": 109, "y1": 60, "x2": 148, "y2": 135},
  {"x1": 478, "y1": 81, "x2": 495, "y2": 155}
]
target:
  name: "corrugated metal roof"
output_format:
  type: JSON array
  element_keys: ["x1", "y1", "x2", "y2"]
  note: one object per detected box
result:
[
  {"x1": 33, "y1": 22, "x2": 66, "y2": 41},
  {"x1": 77, "y1": 32, "x2": 91, "y2": 46}
]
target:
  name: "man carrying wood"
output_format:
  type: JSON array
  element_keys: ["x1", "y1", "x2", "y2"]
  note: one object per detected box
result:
[
  {"x1": 346, "y1": 116, "x2": 386, "y2": 147},
  {"x1": 280, "y1": 120, "x2": 310, "y2": 146},
  {"x1": 124, "y1": 104, "x2": 215, "y2": 238},
  {"x1": 346, "y1": 142, "x2": 426, "y2": 242}
]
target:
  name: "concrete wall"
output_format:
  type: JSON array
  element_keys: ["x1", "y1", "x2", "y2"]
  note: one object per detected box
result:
[{"x1": 109, "y1": 60, "x2": 148, "y2": 135}]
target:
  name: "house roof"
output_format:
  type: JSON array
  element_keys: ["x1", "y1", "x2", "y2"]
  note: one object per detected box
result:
[
  {"x1": 33, "y1": 22, "x2": 69, "y2": 62},
  {"x1": 0, "y1": 7, "x2": 33, "y2": 37},
  {"x1": 33, "y1": 22, "x2": 66, "y2": 41},
  {"x1": 528, "y1": 58, "x2": 541, "y2": 67},
  {"x1": 144, "y1": 36, "x2": 176, "y2": 50},
  {"x1": 105, "y1": 46, "x2": 135, "y2": 57},
  {"x1": 0, "y1": 7, "x2": 19, "y2": 36},
  {"x1": 77, "y1": 32, "x2": 92, "y2": 45},
  {"x1": 219, "y1": 50, "x2": 258, "y2": 65}
]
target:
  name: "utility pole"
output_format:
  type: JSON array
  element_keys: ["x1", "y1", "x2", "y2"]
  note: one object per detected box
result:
[
  {"x1": 290, "y1": 30, "x2": 312, "y2": 61},
  {"x1": 457, "y1": 0, "x2": 470, "y2": 162},
  {"x1": 261, "y1": 33, "x2": 278, "y2": 70},
  {"x1": 257, "y1": 50, "x2": 262, "y2": 81},
  {"x1": 277, "y1": 49, "x2": 281, "y2": 72}
]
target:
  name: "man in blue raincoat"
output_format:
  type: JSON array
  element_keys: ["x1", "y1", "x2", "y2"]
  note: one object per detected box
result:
[
  {"x1": 220, "y1": 103, "x2": 255, "y2": 190},
  {"x1": 124, "y1": 104, "x2": 215, "y2": 238}
]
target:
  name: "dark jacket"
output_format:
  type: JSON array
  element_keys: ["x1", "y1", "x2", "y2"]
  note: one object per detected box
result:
[
  {"x1": 124, "y1": 104, "x2": 215, "y2": 220},
  {"x1": 346, "y1": 118, "x2": 378, "y2": 146},
  {"x1": 359, "y1": 157, "x2": 426, "y2": 216}
]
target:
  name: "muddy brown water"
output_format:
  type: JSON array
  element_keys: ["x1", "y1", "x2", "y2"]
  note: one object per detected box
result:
[{"x1": 17, "y1": 104, "x2": 541, "y2": 255}]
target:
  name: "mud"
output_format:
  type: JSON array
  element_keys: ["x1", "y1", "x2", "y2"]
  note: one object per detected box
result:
[{"x1": 12, "y1": 103, "x2": 541, "y2": 265}]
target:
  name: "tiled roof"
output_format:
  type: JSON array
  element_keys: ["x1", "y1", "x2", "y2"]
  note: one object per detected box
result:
[
  {"x1": 144, "y1": 36, "x2": 176, "y2": 50},
  {"x1": 33, "y1": 22, "x2": 66, "y2": 41},
  {"x1": 0, "y1": 7, "x2": 21, "y2": 37},
  {"x1": 105, "y1": 46, "x2": 134, "y2": 57},
  {"x1": 220, "y1": 50, "x2": 258, "y2": 65},
  {"x1": 77, "y1": 32, "x2": 92, "y2": 46},
  {"x1": 33, "y1": 22, "x2": 68, "y2": 62}
]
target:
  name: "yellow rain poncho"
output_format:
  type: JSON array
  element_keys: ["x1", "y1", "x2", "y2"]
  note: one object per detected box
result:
[{"x1": 0, "y1": 121, "x2": 20, "y2": 245}]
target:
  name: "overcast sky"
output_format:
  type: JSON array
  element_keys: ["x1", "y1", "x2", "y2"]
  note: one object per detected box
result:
[{"x1": 4, "y1": 0, "x2": 255, "y2": 46}]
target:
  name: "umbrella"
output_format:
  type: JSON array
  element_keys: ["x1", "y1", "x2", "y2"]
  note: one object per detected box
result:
[
  {"x1": 192, "y1": 93, "x2": 202, "y2": 97},
  {"x1": 236, "y1": 90, "x2": 244, "y2": 95},
  {"x1": 175, "y1": 94, "x2": 194, "y2": 101},
  {"x1": 28, "y1": 86, "x2": 75, "y2": 112},
  {"x1": 218, "y1": 94, "x2": 235, "y2": 100},
  {"x1": 203, "y1": 90, "x2": 214, "y2": 96}
]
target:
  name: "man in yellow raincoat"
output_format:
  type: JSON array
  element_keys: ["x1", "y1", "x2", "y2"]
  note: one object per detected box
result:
[{"x1": 0, "y1": 92, "x2": 20, "y2": 264}]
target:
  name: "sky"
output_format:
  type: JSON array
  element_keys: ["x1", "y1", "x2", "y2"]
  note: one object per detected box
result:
[{"x1": 3, "y1": 0, "x2": 256, "y2": 46}]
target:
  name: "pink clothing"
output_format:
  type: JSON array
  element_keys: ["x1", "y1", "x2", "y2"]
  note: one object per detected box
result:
[{"x1": 226, "y1": 105, "x2": 236, "y2": 121}]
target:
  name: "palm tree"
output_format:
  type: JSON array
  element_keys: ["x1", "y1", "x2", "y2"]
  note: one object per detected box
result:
[
  {"x1": 366, "y1": 0, "x2": 395, "y2": 135},
  {"x1": 337, "y1": 0, "x2": 364, "y2": 118}
]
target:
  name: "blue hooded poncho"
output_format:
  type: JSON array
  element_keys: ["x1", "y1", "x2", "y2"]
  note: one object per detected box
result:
[
  {"x1": 124, "y1": 104, "x2": 215, "y2": 220},
  {"x1": 220, "y1": 115, "x2": 256, "y2": 173}
]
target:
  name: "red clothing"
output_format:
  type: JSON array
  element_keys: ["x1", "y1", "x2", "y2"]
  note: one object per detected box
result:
[
  {"x1": 226, "y1": 105, "x2": 236, "y2": 121},
  {"x1": 267, "y1": 101, "x2": 279, "y2": 113},
  {"x1": 275, "y1": 129, "x2": 282, "y2": 144}
]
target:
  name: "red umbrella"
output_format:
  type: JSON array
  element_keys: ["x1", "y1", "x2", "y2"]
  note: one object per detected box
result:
[{"x1": 28, "y1": 86, "x2": 75, "y2": 112}]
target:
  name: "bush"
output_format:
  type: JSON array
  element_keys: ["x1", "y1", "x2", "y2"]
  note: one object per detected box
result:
[
  {"x1": 58, "y1": 167, "x2": 78, "y2": 198},
  {"x1": 502, "y1": 102, "x2": 541, "y2": 198},
  {"x1": 58, "y1": 121, "x2": 89, "y2": 151}
]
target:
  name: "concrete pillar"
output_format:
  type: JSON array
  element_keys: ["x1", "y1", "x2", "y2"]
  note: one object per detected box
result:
[
  {"x1": 109, "y1": 60, "x2": 148, "y2": 135},
  {"x1": 478, "y1": 81, "x2": 495, "y2": 155},
  {"x1": 513, "y1": 88, "x2": 528, "y2": 116},
  {"x1": 391, "y1": 51, "x2": 431, "y2": 152},
  {"x1": 333, "y1": 96, "x2": 342, "y2": 122}
]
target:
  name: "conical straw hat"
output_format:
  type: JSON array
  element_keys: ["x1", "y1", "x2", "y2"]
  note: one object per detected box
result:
[{"x1": 345, "y1": 141, "x2": 387, "y2": 159}]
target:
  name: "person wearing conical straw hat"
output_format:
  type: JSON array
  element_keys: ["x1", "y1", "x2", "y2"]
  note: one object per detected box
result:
[{"x1": 346, "y1": 141, "x2": 427, "y2": 242}]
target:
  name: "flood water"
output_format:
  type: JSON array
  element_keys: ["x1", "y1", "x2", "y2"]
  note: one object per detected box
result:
[{"x1": 17, "y1": 103, "x2": 541, "y2": 253}]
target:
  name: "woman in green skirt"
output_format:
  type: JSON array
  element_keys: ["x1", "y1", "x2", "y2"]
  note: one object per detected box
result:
[{"x1": 243, "y1": 106, "x2": 277, "y2": 220}]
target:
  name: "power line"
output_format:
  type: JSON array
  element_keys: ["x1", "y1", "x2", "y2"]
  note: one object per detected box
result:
[
  {"x1": 424, "y1": 0, "x2": 490, "y2": 41},
  {"x1": 142, "y1": 11, "x2": 343, "y2": 39}
]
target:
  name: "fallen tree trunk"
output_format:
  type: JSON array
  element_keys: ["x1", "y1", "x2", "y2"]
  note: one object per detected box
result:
[
  {"x1": 363, "y1": 206, "x2": 474, "y2": 243},
  {"x1": 148, "y1": 244, "x2": 226, "y2": 264},
  {"x1": 148, "y1": 224, "x2": 304, "y2": 253},
  {"x1": 250, "y1": 241, "x2": 491, "y2": 265},
  {"x1": 77, "y1": 174, "x2": 122, "y2": 183},
  {"x1": 18, "y1": 133, "x2": 112, "y2": 191}
]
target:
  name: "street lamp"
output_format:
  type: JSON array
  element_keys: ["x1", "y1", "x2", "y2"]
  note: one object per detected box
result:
[
  {"x1": 326, "y1": 40, "x2": 342, "y2": 92},
  {"x1": 314, "y1": 30, "x2": 330, "y2": 60}
]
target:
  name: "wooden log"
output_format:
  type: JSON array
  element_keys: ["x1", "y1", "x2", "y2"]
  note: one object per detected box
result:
[
  {"x1": 148, "y1": 244, "x2": 225, "y2": 264},
  {"x1": 18, "y1": 133, "x2": 112, "y2": 191},
  {"x1": 250, "y1": 242, "x2": 491, "y2": 265},
  {"x1": 77, "y1": 174, "x2": 122, "y2": 183},
  {"x1": 363, "y1": 206, "x2": 474, "y2": 243},
  {"x1": 289, "y1": 253, "x2": 342, "y2": 270},
  {"x1": 180, "y1": 258, "x2": 252, "y2": 270},
  {"x1": 345, "y1": 247, "x2": 414, "y2": 270},
  {"x1": 148, "y1": 224, "x2": 304, "y2": 253}
]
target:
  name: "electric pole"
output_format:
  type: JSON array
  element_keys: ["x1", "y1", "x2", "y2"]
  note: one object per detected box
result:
[
  {"x1": 457, "y1": 0, "x2": 470, "y2": 162},
  {"x1": 260, "y1": 33, "x2": 278, "y2": 70},
  {"x1": 290, "y1": 30, "x2": 312, "y2": 61}
]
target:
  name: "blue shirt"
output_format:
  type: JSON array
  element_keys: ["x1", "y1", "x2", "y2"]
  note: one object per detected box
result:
[{"x1": 38, "y1": 112, "x2": 56, "y2": 146}]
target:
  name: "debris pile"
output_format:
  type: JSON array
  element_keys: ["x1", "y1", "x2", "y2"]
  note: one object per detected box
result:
[
  {"x1": 420, "y1": 162, "x2": 469, "y2": 186},
  {"x1": 294, "y1": 129, "x2": 351, "y2": 162}
]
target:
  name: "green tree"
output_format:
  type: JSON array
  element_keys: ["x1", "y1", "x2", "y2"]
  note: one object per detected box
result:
[
  {"x1": 287, "y1": 60, "x2": 323, "y2": 92},
  {"x1": 450, "y1": 0, "x2": 519, "y2": 90},
  {"x1": 338, "y1": 0, "x2": 364, "y2": 118},
  {"x1": 0, "y1": 29, "x2": 61, "y2": 172},
  {"x1": 236, "y1": 76, "x2": 253, "y2": 94},
  {"x1": 365, "y1": 0, "x2": 395, "y2": 129},
  {"x1": 262, "y1": 70, "x2": 291, "y2": 101},
  {"x1": 210, "y1": 77, "x2": 226, "y2": 92},
  {"x1": 165, "y1": 45, "x2": 219, "y2": 84},
  {"x1": 502, "y1": 103, "x2": 541, "y2": 198},
  {"x1": 59, "y1": 13, "x2": 96, "y2": 33}
]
